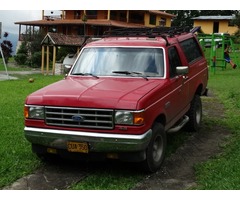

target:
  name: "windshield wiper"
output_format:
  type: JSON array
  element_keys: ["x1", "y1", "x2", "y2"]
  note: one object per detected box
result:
[
  {"x1": 112, "y1": 70, "x2": 132, "y2": 75},
  {"x1": 72, "y1": 73, "x2": 99, "y2": 79},
  {"x1": 112, "y1": 71, "x2": 148, "y2": 80}
]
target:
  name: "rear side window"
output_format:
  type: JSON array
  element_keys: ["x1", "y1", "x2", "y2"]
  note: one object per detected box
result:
[{"x1": 180, "y1": 38, "x2": 203, "y2": 63}]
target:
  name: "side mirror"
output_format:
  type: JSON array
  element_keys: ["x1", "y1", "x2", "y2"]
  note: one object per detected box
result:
[
  {"x1": 176, "y1": 66, "x2": 189, "y2": 75},
  {"x1": 63, "y1": 65, "x2": 72, "y2": 74}
]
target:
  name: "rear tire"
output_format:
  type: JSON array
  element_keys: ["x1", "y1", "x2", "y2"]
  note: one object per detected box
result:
[
  {"x1": 143, "y1": 122, "x2": 166, "y2": 173},
  {"x1": 185, "y1": 94, "x2": 202, "y2": 132}
]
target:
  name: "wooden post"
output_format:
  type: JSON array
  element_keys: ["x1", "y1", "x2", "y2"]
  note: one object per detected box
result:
[
  {"x1": 41, "y1": 45, "x2": 45, "y2": 74},
  {"x1": 77, "y1": 47, "x2": 80, "y2": 54},
  {"x1": 52, "y1": 46, "x2": 56, "y2": 75},
  {"x1": 107, "y1": 10, "x2": 110, "y2": 20},
  {"x1": 46, "y1": 46, "x2": 49, "y2": 75}
]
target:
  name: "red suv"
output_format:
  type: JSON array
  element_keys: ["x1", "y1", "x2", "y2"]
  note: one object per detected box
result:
[{"x1": 24, "y1": 27, "x2": 208, "y2": 172}]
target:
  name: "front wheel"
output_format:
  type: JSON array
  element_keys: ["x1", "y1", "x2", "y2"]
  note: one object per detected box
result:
[{"x1": 143, "y1": 122, "x2": 166, "y2": 173}]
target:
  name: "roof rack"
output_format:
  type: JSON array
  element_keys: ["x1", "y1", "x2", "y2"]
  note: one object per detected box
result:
[{"x1": 103, "y1": 26, "x2": 192, "y2": 38}]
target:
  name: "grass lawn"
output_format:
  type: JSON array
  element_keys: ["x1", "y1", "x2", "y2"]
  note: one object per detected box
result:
[
  {"x1": 0, "y1": 73, "x2": 63, "y2": 188},
  {"x1": 1, "y1": 65, "x2": 240, "y2": 189},
  {"x1": 194, "y1": 66, "x2": 240, "y2": 189},
  {"x1": 0, "y1": 58, "x2": 32, "y2": 71}
]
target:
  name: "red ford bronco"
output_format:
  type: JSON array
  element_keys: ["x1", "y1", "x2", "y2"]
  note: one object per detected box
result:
[{"x1": 24, "y1": 27, "x2": 208, "y2": 172}]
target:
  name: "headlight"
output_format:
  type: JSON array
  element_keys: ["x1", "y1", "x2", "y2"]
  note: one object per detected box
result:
[
  {"x1": 115, "y1": 110, "x2": 145, "y2": 125},
  {"x1": 24, "y1": 105, "x2": 44, "y2": 119}
]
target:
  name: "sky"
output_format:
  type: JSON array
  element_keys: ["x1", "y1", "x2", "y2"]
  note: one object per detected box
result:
[
  {"x1": 0, "y1": 10, "x2": 61, "y2": 36},
  {"x1": 0, "y1": 10, "x2": 40, "y2": 35}
]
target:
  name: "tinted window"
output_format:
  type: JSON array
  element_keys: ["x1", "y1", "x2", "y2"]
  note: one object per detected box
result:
[
  {"x1": 168, "y1": 46, "x2": 182, "y2": 78},
  {"x1": 180, "y1": 38, "x2": 203, "y2": 63}
]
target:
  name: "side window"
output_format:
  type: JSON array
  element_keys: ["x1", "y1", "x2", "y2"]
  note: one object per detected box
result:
[
  {"x1": 168, "y1": 46, "x2": 182, "y2": 78},
  {"x1": 180, "y1": 38, "x2": 203, "y2": 63}
]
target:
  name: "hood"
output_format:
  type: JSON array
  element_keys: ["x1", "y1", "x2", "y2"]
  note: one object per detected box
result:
[{"x1": 26, "y1": 76, "x2": 164, "y2": 109}]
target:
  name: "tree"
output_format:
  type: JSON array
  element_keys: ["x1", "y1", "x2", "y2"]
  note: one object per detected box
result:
[
  {"x1": 0, "y1": 32, "x2": 13, "y2": 64},
  {"x1": 231, "y1": 11, "x2": 240, "y2": 28},
  {"x1": 167, "y1": 10, "x2": 200, "y2": 27},
  {"x1": 231, "y1": 11, "x2": 240, "y2": 42},
  {"x1": 14, "y1": 28, "x2": 45, "y2": 67},
  {"x1": 14, "y1": 41, "x2": 28, "y2": 65}
]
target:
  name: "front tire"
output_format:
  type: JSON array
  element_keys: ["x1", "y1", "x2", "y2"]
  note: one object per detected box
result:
[
  {"x1": 32, "y1": 144, "x2": 59, "y2": 162},
  {"x1": 143, "y1": 122, "x2": 166, "y2": 173}
]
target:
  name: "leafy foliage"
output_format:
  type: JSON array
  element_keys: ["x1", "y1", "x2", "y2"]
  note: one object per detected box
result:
[
  {"x1": 14, "y1": 29, "x2": 45, "y2": 68},
  {"x1": 0, "y1": 32, "x2": 13, "y2": 64},
  {"x1": 56, "y1": 46, "x2": 78, "y2": 62},
  {"x1": 14, "y1": 42, "x2": 28, "y2": 65}
]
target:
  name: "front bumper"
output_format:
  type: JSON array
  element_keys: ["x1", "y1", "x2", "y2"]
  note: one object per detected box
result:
[{"x1": 24, "y1": 127, "x2": 152, "y2": 152}]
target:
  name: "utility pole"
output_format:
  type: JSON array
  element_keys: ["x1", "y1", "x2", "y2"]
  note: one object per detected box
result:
[
  {"x1": 82, "y1": 13, "x2": 87, "y2": 36},
  {"x1": 0, "y1": 22, "x2": 9, "y2": 79}
]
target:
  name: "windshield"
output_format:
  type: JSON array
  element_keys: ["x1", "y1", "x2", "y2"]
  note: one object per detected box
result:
[{"x1": 71, "y1": 47, "x2": 164, "y2": 77}]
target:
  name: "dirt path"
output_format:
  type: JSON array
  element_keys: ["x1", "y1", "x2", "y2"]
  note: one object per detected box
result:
[
  {"x1": 134, "y1": 90, "x2": 230, "y2": 189},
  {"x1": 3, "y1": 90, "x2": 231, "y2": 190}
]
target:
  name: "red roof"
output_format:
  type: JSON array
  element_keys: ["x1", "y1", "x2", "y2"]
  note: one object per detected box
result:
[{"x1": 41, "y1": 32, "x2": 86, "y2": 46}]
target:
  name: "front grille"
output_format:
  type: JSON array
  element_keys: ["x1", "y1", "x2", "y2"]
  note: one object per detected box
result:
[{"x1": 45, "y1": 106, "x2": 114, "y2": 129}]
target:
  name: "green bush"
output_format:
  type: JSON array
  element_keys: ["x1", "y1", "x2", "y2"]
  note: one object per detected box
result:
[
  {"x1": 14, "y1": 53, "x2": 27, "y2": 65},
  {"x1": 30, "y1": 51, "x2": 42, "y2": 68}
]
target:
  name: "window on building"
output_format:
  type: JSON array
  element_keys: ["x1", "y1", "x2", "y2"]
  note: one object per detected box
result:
[
  {"x1": 228, "y1": 20, "x2": 235, "y2": 27},
  {"x1": 159, "y1": 18, "x2": 166, "y2": 27},
  {"x1": 213, "y1": 22, "x2": 219, "y2": 33},
  {"x1": 110, "y1": 11, "x2": 127, "y2": 21},
  {"x1": 119, "y1": 11, "x2": 127, "y2": 22},
  {"x1": 74, "y1": 11, "x2": 81, "y2": 19},
  {"x1": 129, "y1": 12, "x2": 144, "y2": 24},
  {"x1": 110, "y1": 11, "x2": 118, "y2": 20},
  {"x1": 86, "y1": 10, "x2": 98, "y2": 19},
  {"x1": 49, "y1": 26, "x2": 57, "y2": 33},
  {"x1": 149, "y1": 14, "x2": 156, "y2": 25}
]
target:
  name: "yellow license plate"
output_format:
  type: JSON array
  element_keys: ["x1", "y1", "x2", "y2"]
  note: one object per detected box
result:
[{"x1": 67, "y1": 142, "x2": 89, "y2": 153}]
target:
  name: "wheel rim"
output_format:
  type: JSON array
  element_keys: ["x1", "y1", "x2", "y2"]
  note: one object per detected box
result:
[{"x1": 152, "y1": 135, "x2": 164, "y2": 162}]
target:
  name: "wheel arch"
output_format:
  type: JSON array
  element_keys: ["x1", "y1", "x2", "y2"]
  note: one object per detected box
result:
[
  {"x1": 195, "y1": 83, "x2": 203, "y2": 96},
  {"x1": 154, "y1": 113, "x2": 166, "y2": 127}
]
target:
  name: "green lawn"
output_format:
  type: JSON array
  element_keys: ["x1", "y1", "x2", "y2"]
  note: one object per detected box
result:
[
  {"x1": 194, "y1": 66, "x2": 240, "y2": 189},
  {"x1": 0, "y1": 58, "x2": 32, "y2": 71},
  {"x1": 1, "y1": 66, "x2": 240, "y2": 189},
  {"x1": 0, "y1": 73, "x2": 63, "y2": 188}
]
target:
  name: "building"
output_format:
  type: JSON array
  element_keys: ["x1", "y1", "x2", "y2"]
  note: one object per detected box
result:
[
  {"x1": 15, "y1": 10, "x2": 175, "y2": 39},
  {"x1": 192, "y1": 16, "x2": 238, "y2": 35},
  {"x1": 14, "y1": 10, "x2": 175, "y2": 75}
]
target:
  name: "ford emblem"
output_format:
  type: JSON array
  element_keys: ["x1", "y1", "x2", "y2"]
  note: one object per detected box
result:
[{"x1": 72, "y1": 115, "x2": 85, "y2": 122}]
